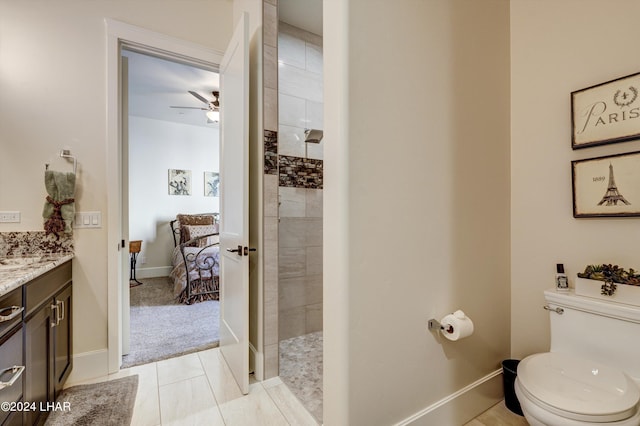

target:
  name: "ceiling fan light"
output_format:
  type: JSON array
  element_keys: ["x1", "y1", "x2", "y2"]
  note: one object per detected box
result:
[{"x1": 206, "y1": 110, "x2": 220, "y2": 122}]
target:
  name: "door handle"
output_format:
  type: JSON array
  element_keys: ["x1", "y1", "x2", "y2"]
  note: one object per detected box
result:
[
  {"x1": 57, "y1": 300, "x2": 64, "y2": 325},
  {"x1": 50, "y1": 303, "x2": 58, "y2": 328},
  {"x1": 226, "y1": 245, "x2": 242, "y2": 256},
  {"x1": 243, "y1": 246, "x2": 256, "y2": 256}
]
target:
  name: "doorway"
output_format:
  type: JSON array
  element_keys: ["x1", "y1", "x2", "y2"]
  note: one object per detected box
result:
[
  {"x1": 105, "y1": 19, "x2": 227, "y2": 374},
  {"x1": 276, "y1": 3, "x2": 325, "y2": 423},
  {"x1": 106, "y1": 15, "x2": 254, "y2": 398},
  {"x1": 120, "y1": 48, "x2": 221, "y2": 368}
]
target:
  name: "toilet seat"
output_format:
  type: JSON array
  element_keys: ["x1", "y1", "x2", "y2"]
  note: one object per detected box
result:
[{"x1": 517, "y1": 352, "x2": 640, "y2": 422}]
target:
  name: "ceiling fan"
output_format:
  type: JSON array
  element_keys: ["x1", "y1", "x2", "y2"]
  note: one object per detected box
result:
[{"x1": 171, "y1": 90, "x2": 220, "y2": 122}]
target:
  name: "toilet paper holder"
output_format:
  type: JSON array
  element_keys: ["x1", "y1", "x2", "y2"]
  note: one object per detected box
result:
[{"x1": 428, "y1": 319, "x2": 454, "y2": 334}]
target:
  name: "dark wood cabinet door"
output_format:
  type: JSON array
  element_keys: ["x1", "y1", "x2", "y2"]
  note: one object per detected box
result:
[
  {"x1": 0, "y1": 288, "x2": 22, "y2": 339},
  {"x1": 24, "y1": 305, "x2": 53, "y2": 426},
  {"x1": 2, "y1": 408, "x2": 24, "y2": 426},
  {"x1": 0, "y1": 326, "x2": 23, "y2": 426},
  {"x1": 52, "y1": 284, "x2": 72, "y2": 398}
]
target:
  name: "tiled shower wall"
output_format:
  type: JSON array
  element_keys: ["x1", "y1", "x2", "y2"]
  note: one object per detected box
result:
[
  {"x1": 262, "y1": 0, "x2": 279, "y2": 379},
  {"x1": 277, "y1": 22, "x2": 323, "y2": 161},
  {"x1": 277, "y1": 23, "x2": 323, "y2": 341},
  {"x1": 261, "y1": 3, "x2": 325, "y2": 377},
  {"x1": 279, "y1": 188, "x2": 323, "y2": 339}
]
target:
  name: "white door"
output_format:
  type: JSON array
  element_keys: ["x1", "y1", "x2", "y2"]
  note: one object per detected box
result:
[
  {"x1": 219, "y1": 12, "x2": 250, "y2": 395},
  {"x1": 121, "y1": 54, "x2": 130, "y2": 356}
]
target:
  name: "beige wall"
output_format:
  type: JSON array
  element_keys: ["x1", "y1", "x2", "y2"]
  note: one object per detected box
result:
[
  {"x1": 0, "y1": 1, "x2": 233, "y2": 358},
  {"x1": 324, "y1": 0, "x2": 511, "y2": 424},
  {"x1": 234, "y1": 0, "x2": 262, "y2": 36},
  {"x1": 511, "y1": 0, "x2": 640, "y2": 359},
  {"x1": 128, "y1": 116, "x2": 219, "y2": 275}
]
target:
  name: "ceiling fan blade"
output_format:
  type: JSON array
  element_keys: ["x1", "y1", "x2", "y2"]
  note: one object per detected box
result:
[
  {"x1": 211, "y1": 91, "x2": 220, "y2": 108},
  {"x1": 170, "y1": 106, "x2": 208, "y2": 110},
  {"x1": 188, "y1": 90, "x2": 211, "y2": 106}
]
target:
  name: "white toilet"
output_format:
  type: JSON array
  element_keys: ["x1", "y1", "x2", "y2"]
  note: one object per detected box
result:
[{"x1": 514, "y1": 289, "x2": 640, "y2": 426}]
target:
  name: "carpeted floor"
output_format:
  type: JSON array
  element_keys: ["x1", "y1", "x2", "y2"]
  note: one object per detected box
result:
[
  {"x1": 279, "y1": 331, "x2": 323, "y2": 423},
  {"x1": 121, "y1": 276, "x2": 219, "y2": 368},
  {"x1": 45, "y1": 375, "x2": 138, "y2": 426}
]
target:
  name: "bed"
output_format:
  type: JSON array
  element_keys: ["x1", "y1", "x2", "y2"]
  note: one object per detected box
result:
[{"x1": 169, "y1": 213, "x2": 220, "y2": 304}]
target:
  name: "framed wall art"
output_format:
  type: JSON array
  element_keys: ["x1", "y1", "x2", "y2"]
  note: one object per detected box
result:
[
  {"x1": 168, "y1": 169, "x2": 192, "y2": 195},
  {"x1": 572, "y1": 71, "x2": 640, "y2": 149},
  {"x1": 572, "y1": 151, "x2": 640, "y2": 217},
  {"x1": 204, "y1": 171, "x2": 219, "y2": 197}
]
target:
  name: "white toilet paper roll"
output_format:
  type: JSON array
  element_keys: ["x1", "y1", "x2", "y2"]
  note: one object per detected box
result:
[{"x1": 440, "y1": 310, "x2": 474, "y2": 341}]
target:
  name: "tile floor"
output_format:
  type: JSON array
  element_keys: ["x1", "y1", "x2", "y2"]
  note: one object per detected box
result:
[
  {"x1": 74, "y1": 348, "x2": 318, "y2": 426},
  {"x1": 74, "y1": 348, "x2": 528, "y2": 426},
  {"x1": 465, "y1": 401, "x2": 529, "y2": 426}
]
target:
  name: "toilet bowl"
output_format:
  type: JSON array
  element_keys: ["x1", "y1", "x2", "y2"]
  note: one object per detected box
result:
[
  {"x1": 514, "y1": 352, "x2": 640, "y2": 425},
  {"x1": 516, "y1": 290, "x2": 640, "y2": 426}
]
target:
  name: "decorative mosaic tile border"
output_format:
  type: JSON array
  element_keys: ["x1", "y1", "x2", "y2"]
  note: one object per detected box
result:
[
  {"x1": 0, "y1": 231, "x2": 74, "y2": 257},
  {"x1": 279, "y1": 155, "x2": 323, "y2": 189},
  {"x1": 264, "y1": 129, "x2": 278, "y2": 175}
]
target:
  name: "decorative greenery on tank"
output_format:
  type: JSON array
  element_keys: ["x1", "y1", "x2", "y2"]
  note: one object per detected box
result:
[{"x1": 577, "y1": 264, "x2": 640, "y2": 296}]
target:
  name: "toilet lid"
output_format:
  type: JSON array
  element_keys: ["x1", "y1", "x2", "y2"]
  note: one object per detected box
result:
[{"x1": 518, "y1": 352, "x2": 640, "y2": 422}]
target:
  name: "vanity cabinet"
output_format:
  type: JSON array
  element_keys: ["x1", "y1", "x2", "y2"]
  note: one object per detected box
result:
[{"x1": 23, "y1": 261, "x2": 72, "y2": 426}]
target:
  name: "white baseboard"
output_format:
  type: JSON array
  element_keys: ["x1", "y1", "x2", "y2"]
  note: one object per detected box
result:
[
  {"x1": 395, "y1": 369, "x2": 503, "y2": 426},
  {"x1": 137, "y1": 266, "x2": 172, "y2": 278},
  {"x1": 66, "y1": 349, "x2": 110, "y2": 386}
]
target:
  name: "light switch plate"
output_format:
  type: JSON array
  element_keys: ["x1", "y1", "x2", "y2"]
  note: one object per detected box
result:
[
  {"x1": 0, "y1": 211, "x2": 20, "y2": 223},
  {"x1": 74, "y1": 211, "x2": 102, "y2": 228}
]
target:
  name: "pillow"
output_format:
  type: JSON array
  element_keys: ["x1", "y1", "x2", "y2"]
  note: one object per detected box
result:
[
  {"x1": 176, "y1": 214, "x2": 214, "y2": 244},
  {"x1": 183, "y1": 224, "x2": 219, "y2": 247}
]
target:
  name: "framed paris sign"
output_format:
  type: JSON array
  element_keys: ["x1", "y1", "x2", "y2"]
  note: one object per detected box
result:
[
  {"x1": 572, "y1": 151, "x2": 640, "y2": 218},
  {"x1": 572, "y1": 71, "x2": 640, "y2": 149}
]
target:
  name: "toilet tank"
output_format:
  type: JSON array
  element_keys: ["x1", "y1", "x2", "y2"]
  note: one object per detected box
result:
[{"x1": 544, "y1": 289, "x2": 640, "y2": 381}]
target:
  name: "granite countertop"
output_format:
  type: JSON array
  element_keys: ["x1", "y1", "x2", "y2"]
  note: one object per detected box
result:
[{"x1": 0, "y1": 253, "x2": 74, "y2": 297}]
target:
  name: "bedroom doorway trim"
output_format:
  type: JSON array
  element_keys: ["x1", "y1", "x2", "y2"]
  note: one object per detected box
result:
[{"x1": 105, "y1": 19, "x2": 224, "y2": 374}]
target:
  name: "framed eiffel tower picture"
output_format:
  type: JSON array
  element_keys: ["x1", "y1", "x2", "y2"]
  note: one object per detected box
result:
[{"x1": 572, "y1": 151, "x2": 640, "y2": 217}]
